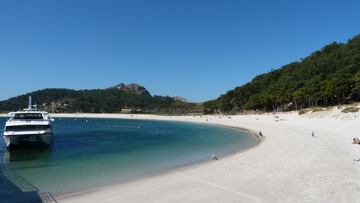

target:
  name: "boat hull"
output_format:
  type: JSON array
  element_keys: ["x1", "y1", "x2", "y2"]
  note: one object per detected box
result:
[{"x1": 3, "y1": 133, "x2": 53, "y2": 149}]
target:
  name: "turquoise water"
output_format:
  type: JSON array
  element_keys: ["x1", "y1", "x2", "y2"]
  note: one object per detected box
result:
[{"x1": 0, "y1": 117, "x2": 256, "y2": 202}]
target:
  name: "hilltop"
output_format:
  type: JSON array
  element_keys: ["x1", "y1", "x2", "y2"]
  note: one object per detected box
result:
[{"x1": 112, "y1": 83, "x2": 151, "y2": 96}]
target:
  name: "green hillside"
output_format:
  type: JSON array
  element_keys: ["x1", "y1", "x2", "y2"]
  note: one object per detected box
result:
[
  {"x1": 0, "y1": 85, "x2": 200, "y2": 114},
  {"x1": 204, "y1": 35, "x2": 360, "y2": 113}
]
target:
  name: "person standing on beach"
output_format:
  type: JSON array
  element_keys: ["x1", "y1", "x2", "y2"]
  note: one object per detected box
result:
[{"x1": 352, "y1": 138, "x2": 360, "y2": 162}]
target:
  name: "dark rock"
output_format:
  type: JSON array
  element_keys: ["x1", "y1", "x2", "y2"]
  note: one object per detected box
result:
[{"x1": 113, "y1": 83, "x2": 150, "y2": 96}]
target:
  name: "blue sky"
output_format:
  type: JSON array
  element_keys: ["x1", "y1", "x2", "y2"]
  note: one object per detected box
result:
[{"x1": 1, "y1": 0, "x2": 360, "y2": 102}]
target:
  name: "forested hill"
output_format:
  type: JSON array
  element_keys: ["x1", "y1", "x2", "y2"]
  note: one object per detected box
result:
[
  {"x1": 0, "y1": 84, "x2": 200, "y2": 114},
  {"x1": 204, "y1": 35, "x2": 360, "y2": 113}
]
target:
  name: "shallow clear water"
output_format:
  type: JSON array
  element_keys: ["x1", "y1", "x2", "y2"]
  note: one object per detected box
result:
[{"x1": 0, "y1": 117, "x2": 256, "y2": 201}]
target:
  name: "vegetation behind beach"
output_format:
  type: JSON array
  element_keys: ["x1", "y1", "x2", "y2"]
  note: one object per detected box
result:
[{"x1": 204, "y1": 35, "x2": 360, "y2": 113}]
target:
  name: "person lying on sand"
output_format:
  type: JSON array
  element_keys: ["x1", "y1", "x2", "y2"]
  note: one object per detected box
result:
[{"x1": 352, "y1": 138, "x2": 360, "y2": 145}]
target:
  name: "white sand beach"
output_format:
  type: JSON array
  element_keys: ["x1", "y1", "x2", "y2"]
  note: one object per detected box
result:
[{"x1": 49, "y1": 109, "x2": 360, "y2": 203}]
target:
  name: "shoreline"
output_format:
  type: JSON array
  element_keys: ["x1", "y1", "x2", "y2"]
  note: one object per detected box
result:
[
  {"x1": 1, "y1": 113, "x2": 262, "y2": 200},
  {"x1": 52, "y1": 114, "x2": 262, "y2": 199},
  {"x1": 2, "y1": 112, "x2": 360, "y2": 202},
  {"x1": 53, "y1": 116, "x2": 261, "y2": 199},
  {"x1": 56, "y1": 126, "x2": 261, "y2": 201},
  {"x1": 54, "y1": 112, "x2": 360, "y2": 202}
]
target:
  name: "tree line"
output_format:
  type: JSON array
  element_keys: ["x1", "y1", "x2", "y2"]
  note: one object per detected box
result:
[{"x1": 204, "y1": 35, "x2": 360, "y2": 113}]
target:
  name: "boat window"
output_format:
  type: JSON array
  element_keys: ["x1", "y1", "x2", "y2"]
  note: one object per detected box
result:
[
  {"x1": 14, "y1": 113, "x2": 43, "y2": 120},
  {"x1": 5, "y1": 125, "x2": 50, "y2": 131}
]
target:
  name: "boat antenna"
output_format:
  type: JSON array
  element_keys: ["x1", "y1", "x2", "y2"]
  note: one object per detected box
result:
[{"x1": 28, "y1": 96, "x2": 32, "y2": 111}]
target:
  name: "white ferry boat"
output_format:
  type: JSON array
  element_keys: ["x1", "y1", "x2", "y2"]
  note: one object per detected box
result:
[{"x1": 2, "y1": 97, "x2": 54, "y2": 150}]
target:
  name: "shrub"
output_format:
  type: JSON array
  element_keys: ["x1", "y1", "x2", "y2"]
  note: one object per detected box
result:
[
  {"x1": 311, "y1": 108, "x2": 323, "y2": 112},
  {"x1": 299, "y1": 109, "x2": 311, "y2": 115},
  {"x1": 341, "y1": 106, "x2": 360, "y2": 113}
]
